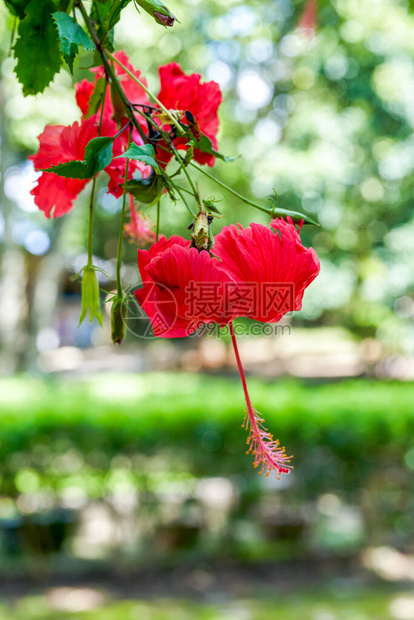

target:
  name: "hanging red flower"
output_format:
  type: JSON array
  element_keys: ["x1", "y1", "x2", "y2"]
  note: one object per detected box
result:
[
  {"x1": 135, "y1": 235, "x2": 243, "y2": 337},
  {"x1": 156, "y1": 63, "x2": 222, "y2": 167},
  {"x1": 30, "y1": 115, "x2": 150, "y2": 218},
  {"x1": 134, "y1": 218, "x2": 319, "y2": 477},
  {"x1": 213, "y1": 218, "x2": 320, "y2": 322}
]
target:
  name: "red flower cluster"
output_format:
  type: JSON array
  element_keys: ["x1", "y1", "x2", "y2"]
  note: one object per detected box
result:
[
  {"x1": 30, "y1": 53, "x2": 222, "y2": 220},
  {"x1": 135, "y1": 218, "x2": 320, "y2": 337}
]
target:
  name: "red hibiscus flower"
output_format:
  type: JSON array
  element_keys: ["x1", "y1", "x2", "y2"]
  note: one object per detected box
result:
[
  {"x1": 156, "y1": 63, "x2": 222, "y2": 167},
  {"x1": 76, "y1": 51, "x2": 149, "y2": 133},
  {"x1": 214, "y1": 218, "x2": 320, "y2": 322},
  {"x1": 135, "y1": 235, "x2": 243, "y2": 337},
  {"x1": 30, "y1": 115, "x2": 150, "y2": 218},
  {"x1": 134, "y1": 218, "x2": 319, "y2": 478}
]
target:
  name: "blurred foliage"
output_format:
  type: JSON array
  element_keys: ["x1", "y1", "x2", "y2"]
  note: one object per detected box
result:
[
  {"x1": 2, "y1": 0, "x2": 414, "y2": 355},
  {"x1": 0, "y1": 374, "x2": 412, "y2": 566}
]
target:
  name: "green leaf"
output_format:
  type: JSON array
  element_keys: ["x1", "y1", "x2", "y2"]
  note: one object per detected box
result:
[
  {"x1": 91, "y1": 0, "x2": 131, "y2": 46},
  {"x1": 107, "y1": 0, "x2": 132, "y2": 30},
  {"x1": 91, "y1": 0, "x2": 115, "y2": 48},
  {"x1": 41, "y1": 136, "x2": 114, "y2": 179},
  {"x1": 52, "y1": 12, "x2": 94, "y2": 73},
  {"x1": 4, "y1": 0, "x2": 30, "y2": 19},
  {"x1": 126, "y1": 175, "x2": 163, "y2": 205},
  {"x1": 41, "y1": 160, "x2": 91, "y2": 179},
  {"x1": 116, "y1": 143, "x2": 159, "y2": 169},
  {"x1": 14, "y1": 0, "x2": 63, "y2": 95},
  {"x1": 84, "y1": 136, "x2": 114, "y2": 175},
  {"x1": 194, "y1": 134, "x2": 239, "y2": 163}
]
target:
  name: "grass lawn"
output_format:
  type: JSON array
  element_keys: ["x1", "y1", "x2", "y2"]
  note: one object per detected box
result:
[{"x1": 0, "y1": 586, "x2": 411, "y2": 620}]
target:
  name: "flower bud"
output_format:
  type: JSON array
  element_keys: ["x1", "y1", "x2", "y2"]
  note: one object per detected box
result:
[
  {"x1": 135, "y1": 0, "x2": 176, "y2": 27},
  {"x1": 79, "y1": 266, "x2": 103, "y2": 326},
  {"x1": 111, "y1": 295, "x2": 127, "y2": 345}
]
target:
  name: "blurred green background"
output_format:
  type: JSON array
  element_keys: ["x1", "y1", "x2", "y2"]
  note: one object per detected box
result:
[{"x1": 1, "y1": 0, "x2": 414, "y2": 618}]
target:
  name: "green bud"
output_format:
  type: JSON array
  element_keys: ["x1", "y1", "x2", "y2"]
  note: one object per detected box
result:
[
  {"x1": 111, "y1": 295, "x2": 127, "y2": 345},
  {"x1": 135, "y1": 0, "x2": 176, "y2": 26},
  {"x1": 79, "y1": 266, "x2": 103, "y2": 327}
]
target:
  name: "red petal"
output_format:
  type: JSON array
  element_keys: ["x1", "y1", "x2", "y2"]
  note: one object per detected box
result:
[
  {"x1": 157, "y1": 62, "x2": 222, "y2": 167},
  {"x1": 30, "y1": 173, "x2": 88, "y2": 218},
  {"x1": 136, "y1": 243, "x2": 241, "y2": 337},
  {"x1": 75, "y1": 79, "x2": 95, "y2": 116},
  {"x1": 214, "y1": 219, "x2": 320, "y2": 322}
]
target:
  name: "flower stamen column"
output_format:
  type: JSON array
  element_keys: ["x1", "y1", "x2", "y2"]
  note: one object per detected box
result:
[{"x1": 229, "y1": 322, "x2": 292, "y2": 478}]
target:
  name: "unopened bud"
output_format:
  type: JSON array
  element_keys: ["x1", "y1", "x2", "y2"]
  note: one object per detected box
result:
[
  {"x1": 153, "y1": 11, "x2": 175, "y2": 26},
  {"x1": 135, "y1": 0, "x2": 176, "y2": 27},
  {"x1": 111, "y1": 295, "x2": 127, "y2": 345},
  {"x1": 79, "y1": 266, "x2": 103, "y2": 326}
]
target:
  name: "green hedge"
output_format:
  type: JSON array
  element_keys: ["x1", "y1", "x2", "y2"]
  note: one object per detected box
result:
[{"x1": 0, "y1": 373, "x2": 413, "y2": 498}]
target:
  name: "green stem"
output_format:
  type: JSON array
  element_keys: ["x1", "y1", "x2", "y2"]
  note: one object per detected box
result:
[
  {"x1": 167, "y1": 140, "x2": 199, "y2": 203},
  {"x1": 133, "y1": 108, "x2": 197, "y2": 217},
  {"x1": 75, "y1": 0, "x2": 147, "y2": 144},
  {"x1": 106, "y1": 51, "x2": 183, "y2": 134},
  {"x1": 189, "y1": 162, "x2": 272, "y2": 215},
  {"x1": 170, "y1": 181, "x2": 196, "y2": 218},
  {"x1": 116, "y1": 127, "x2": 133, "y2": 295},
  {"x1": 87, "y1": 177, "x2": 98, "y2": 268},
  {"x1": 9, "y1": 17, "x2": 17, "y2": 56},
  {"x1": 156, "y1": 199, "x2": 160, "y2": 242},
  {"x1": 135, "y1": 107, "x2": 200, "y2": 207},
  {"x1": 156, "y1": 166, "x2": 195, "y2": 217},
  {"x1": 87, "y1": 78, "x2": 108, "y2": 268}
]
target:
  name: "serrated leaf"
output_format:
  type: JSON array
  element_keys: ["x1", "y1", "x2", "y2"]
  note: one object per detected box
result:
[
  {"x1": 41, "y1": 160, "x2": 91, "y2": 179},
  {"x1": 4, "y1": 0, "x2": 30, "y2": 19},
  {"x1": 194, "y1": 134, "x2": 239, "y2": 163},
  {"x1": 41, "y1": 136, "x2": 114, "y2": 179},
  {"x1": 52, "y1": 12, "x2": 94, "y2": 73},
  {"x1": 116, "y1": 143, "x2": 159, "y2": 169},
  {"x1": 14, "y1": 0, "x2": 62, "y2": 96}
]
